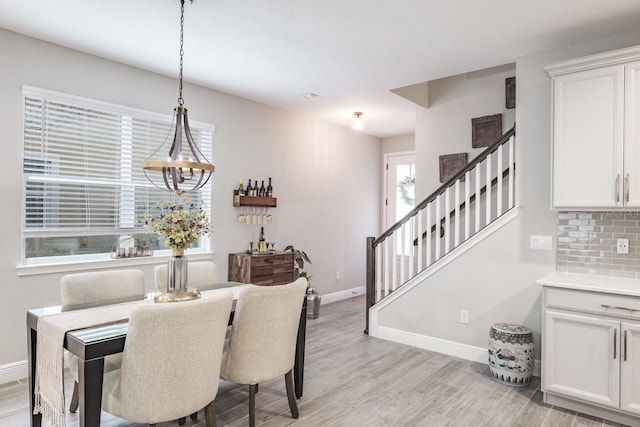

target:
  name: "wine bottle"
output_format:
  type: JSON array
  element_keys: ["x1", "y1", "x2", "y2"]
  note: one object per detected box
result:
[
  {"x1": 238, "y1": 179, "x2": 245, "y2": 196},
  {"x1": 259, "y1": 180, "x2": 266, "y2": 197},
  {"x1": 246, "y1": 179, "x2": 253, "y2": 197},
  {"x1": 267, "y1": 177, "x2": 273, "y2": 197},
  {"x1": 253, "y1": 179, "x2": 258, "y2": 197},
  {"x1": 259, "y1": 227, "x2": 266, "y2": 251}
]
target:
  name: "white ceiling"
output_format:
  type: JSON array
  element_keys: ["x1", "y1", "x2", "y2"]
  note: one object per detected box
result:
[{"x1": 1, "y1": 1, "x2": 640, "y2": 137}]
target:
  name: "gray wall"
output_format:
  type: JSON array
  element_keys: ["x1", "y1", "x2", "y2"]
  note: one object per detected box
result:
[
  {"x1": 416, "y1": 63, "x2": 515, "y2": 200},
  {"x1": 379, "y1": 28, "x2": 640, "y2": 358},
  {"x1": 0, "y1": 29, "x2": 381, "y2": 368}
]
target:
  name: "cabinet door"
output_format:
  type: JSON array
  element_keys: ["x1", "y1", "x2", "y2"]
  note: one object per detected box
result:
[
  {"x1": 552, "y1": 65, "x2": 624, "y2": 208},
  {"x1": 624, "y1": 61, "x2": 640, "y2": 207},
  {"x1": 621, "y1": 322, "x2": 640, "y2": 415},
  {"x1": 543, "y1": 310, "x2": 620, "y2": 408}
]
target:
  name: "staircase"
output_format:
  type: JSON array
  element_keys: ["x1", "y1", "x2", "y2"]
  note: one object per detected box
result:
[{"x1": 365, "y1": 125, "x2": 516, "y2": 333}]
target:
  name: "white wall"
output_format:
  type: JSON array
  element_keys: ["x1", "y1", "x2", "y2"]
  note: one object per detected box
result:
[
  {"x1": 416, "y1": 63, "x2": 515, "y2": 200},
  {"x1": 381, "y1": 134, "x2": 415, "y2": 155},
  {"x1": 0, "y1": 29, "x2": 380, "y2": 368},
  {"x1": 378, "y1": 29, "x2": 640, "y2": 360}
]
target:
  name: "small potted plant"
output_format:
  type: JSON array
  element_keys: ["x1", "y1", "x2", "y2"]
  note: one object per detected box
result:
[
  {"x1": 284, "y1": 245, "x2": 311, "y2": 279},
  {"x1": 284, "y1": 245, "x2": 320, "y2": 319}
]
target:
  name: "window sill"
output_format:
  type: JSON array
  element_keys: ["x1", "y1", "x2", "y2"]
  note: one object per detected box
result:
[{"x1": 16, "y1": 252, "x2": 215, "y2": 277}]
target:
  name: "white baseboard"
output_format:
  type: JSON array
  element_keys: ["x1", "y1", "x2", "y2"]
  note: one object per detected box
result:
[
  {"x1": 371, "y1": 325, "x2": 541, "y2": 377},
  {"x1": 0, "y1": 353, "x2": 69, "y2": 385},
  {"x1": 0, "y1": 360, "x2": 28, "y2": 384},
  {"x1": 321, "y1": 285, "x2": 366, "y2": 305}
]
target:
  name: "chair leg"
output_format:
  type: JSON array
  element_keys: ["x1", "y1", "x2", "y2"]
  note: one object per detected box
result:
[
  {"x1": 190, "y1": 411, "x2": 198, "y2": 420},
  {"x1": 285, "y1": 370, "x2": 299, "y2": 419},
  {"x1": 69, "y1": 381, "x2": 79, "y2": 413},
  {"x1": 249, "y1": 384, "x2": 258, "y2": 427},
  {"x1": 178, "y1": 416, "x2": 186, "y2": 425},
  {"x1": 204, "y1": 400, "x2": 217, "y2": 427}
]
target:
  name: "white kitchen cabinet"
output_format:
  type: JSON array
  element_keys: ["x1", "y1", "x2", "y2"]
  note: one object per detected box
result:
[
  {"x1": 543, "y1": 309, "x2": 620, "y2": 408},
  {"x1": 546, "y1": 46, "x2": 640, "y2": 209},
  {"x1": 624, "y1": 61, "x2": 640, "y2": 207},
  {"x1": 540, "y1": 279, "x2": 640, "y2": 425},
  {"x1": 621, "y1": 322, "x2": 640, "y2": 415}
]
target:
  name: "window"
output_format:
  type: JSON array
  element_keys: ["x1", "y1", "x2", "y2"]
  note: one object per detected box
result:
[{"x1": 22, "y1": 86, "x2": 213, "y2": 265}]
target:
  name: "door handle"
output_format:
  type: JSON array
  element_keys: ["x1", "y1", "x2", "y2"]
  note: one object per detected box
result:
[
  {"x1": 614, "y1": 329, "x2": 618, "y2": 360},
  {"x1": 624, "y1": 330, "x2": 628, "y2": 362},
  {"x1": 616, "y1": 174, "x2": 621, "y2": 203},
  {"x1": 626, "y1": 174, "x2": 630, "y2": 203},
  {"x1": 601, "y1": 304, "x2": 638, "y2": 312}
]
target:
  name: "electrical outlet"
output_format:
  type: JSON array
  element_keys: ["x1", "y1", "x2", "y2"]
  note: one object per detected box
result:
[
  {"x1": 336, "y1": 271, "x2": 341, "y2": 280},
  {"x1": 617, "y1": 238, "x2": 629, "y2": 254},
  {"x1": 460, "y1": 310, "x2": 469, "y2": 324}
]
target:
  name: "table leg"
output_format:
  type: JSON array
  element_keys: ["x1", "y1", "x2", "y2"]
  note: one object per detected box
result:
[
  {"x1": 294, "y1": 298, "x2": 307, "y2": 399},
  {"x1": 78, "y1": 358, "x2": 105, "y2": 427},
  {"x1": 27, "y1": 325, "x2": 41, "y2": 427}
]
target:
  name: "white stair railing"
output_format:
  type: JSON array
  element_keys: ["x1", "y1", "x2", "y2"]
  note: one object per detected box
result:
[{"x1": 365, "y1": 126, "x2": 516, "y2": 333}]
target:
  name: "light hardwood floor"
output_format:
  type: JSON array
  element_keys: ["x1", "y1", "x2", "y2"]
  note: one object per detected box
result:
[{"x1": 1, "y1": 295, "x2": 633, "y2": 426}]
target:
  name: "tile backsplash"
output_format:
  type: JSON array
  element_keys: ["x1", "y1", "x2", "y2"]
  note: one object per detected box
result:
[{"x1": 557, "y1": 211, "x2": 640, "y2": 279}]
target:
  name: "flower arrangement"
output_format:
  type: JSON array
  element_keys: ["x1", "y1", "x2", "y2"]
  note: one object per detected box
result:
[{"x1": 144, "y1": 197, "x2": 212, "y2": 255}]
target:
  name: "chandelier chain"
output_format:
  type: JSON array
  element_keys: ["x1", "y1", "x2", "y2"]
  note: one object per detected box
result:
[{"x1": 178, "y1": 0, "x2": 185, "y2": 105}]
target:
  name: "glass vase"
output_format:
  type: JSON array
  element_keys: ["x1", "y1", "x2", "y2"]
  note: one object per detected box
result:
[{"x1": 154, "y1": 250, "x2": 201, "y2": 303}]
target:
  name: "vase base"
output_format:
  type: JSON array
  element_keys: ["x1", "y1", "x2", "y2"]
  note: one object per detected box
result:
[{"x1": 154, "y1": 287, "x2": 201, "y2": 303}]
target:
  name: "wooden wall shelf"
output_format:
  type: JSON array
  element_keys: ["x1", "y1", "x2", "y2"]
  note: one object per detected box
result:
[{"x1": 233, "y1": 195, "x2": 277, "y2": 207}]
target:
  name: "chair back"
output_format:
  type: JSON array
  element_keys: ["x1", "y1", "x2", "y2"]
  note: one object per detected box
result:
[
  {"x1": 105, "y1": 291, "x2": 233, "y2": 423},
  {"x1": 221, "y1": 278, "x2": 307, "y2": 385},
  {"x1": 154, "y1": 261, "x2": 218, "y2": 291},
  {"x1": 60, "y1": 269, "x2": 146, "y2": 310}
]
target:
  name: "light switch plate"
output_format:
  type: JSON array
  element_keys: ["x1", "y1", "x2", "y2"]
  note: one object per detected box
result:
[{"x1": 530, "y1": 235, "x2": 553, "y2": 250}]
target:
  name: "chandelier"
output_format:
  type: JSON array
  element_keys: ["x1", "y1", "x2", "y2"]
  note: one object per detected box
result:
[{"x1": 143, "y1": 0, "x2": 214, "y2": 195}]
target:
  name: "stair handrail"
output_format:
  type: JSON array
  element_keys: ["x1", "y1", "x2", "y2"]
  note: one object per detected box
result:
[
  {"x1": 365, "y1": 124, "x2": 516, "y2": 335},
  {"x1": 413, "y1": 164, "x2": 516, "y2": 245},
  {"x1": 373, "y1": 125, "x2": 515, "y2": 247}
]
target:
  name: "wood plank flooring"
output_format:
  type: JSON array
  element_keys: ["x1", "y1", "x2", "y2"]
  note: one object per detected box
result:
[{"x1": 0, "y1": 295, "x2": 634, "y2": 426}]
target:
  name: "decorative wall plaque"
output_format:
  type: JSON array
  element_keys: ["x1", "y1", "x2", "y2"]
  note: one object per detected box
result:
[
  {"x1": 439, "y1": 153, "x2": 468, "y2": 183},
  {"x1": 472, "y1": 114, "x2": 502, "y2": 148},
  {"x1": 505, "y1": 77, "x2": 516, "y2": 109}
]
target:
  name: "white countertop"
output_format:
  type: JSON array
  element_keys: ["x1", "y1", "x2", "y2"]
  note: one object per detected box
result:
[{"x1": 537, "y1": 272, "x2": 640, "y2": 297}]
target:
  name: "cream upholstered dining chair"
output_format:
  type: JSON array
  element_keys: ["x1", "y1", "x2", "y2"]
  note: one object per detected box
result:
[
  {"x1": 60, "y1": 269, "x2": 146, "y2": 413},
  {"x1": 154, "y1": 261, "x2": 219, "y2": 292},
  {"x1": 220, "y1": 278, "x2": 307, "y2": 427},
  {"x1": 101, "y1": 291, "x2": 233, "y2": 427}
]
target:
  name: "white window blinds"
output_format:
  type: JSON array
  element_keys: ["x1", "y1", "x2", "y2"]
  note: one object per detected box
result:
[{"x1": 22, "y1": 86, "x2": 213, "y2": 262}]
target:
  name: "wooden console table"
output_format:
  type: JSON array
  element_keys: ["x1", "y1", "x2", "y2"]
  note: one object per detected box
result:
[{"x1": 228, "y1": 251, "x2": 295, "y2": 285}]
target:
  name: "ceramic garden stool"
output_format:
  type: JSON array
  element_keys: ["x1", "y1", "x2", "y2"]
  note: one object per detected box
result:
[{"x1": 488, "y1": 323, "x2": 534, "y2": 387}]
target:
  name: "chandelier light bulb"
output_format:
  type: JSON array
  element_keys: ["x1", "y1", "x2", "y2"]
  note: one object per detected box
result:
[{"x1": 351, "y1": 112, "x2": 365, "y2": 131}]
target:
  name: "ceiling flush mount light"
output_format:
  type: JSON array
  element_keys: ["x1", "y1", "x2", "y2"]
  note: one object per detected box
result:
[
  {"x1": 351, "y1": 111, "x2": 365, "y2": 131},
  {"x1": 300, "y1": 92, "x2": 319, "y2": 100},
  {"x1": 143, "y1": 0, "x2": 214, "y2": 195}
]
